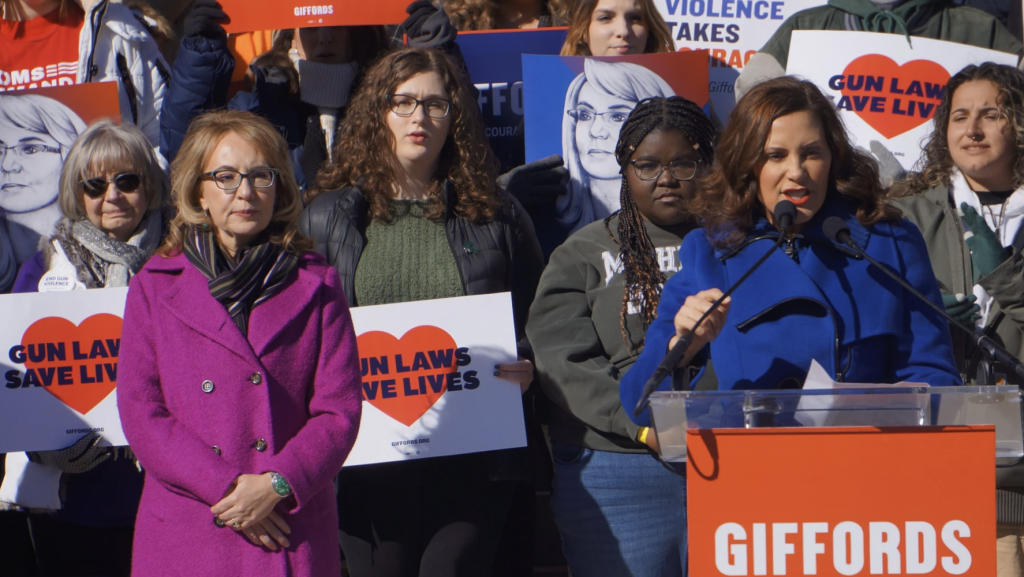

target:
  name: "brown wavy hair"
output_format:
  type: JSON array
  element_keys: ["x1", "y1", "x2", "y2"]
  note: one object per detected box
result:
[
  {"x1": 890, "y1": 62, "x2": 1024, "y2": 198},
  {"x1": 0, "y1": 0, "x2": 76, "y2": 20},
  {"x1": 444, "y1": 0, "x2": 569, "y2": 30},
  {"x1": 694, "y1": 76, "x2": 900, "y2": 247},
  {"x1": 159, "y1": 110, "x2": 311, "y2": 256},
  {"x1": 560, "y1": 0, "x2": 675, "y2": 56},
  {"x1": 314, "y1": 48, "x2": 499, "y2": 224}
]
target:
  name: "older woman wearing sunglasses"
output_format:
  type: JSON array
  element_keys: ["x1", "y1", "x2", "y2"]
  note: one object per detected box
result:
[{"x1": 4, "y1": 118, "x2": 167, "y2": 577}]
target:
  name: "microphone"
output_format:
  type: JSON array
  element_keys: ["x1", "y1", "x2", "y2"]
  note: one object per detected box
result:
[
  {"x1": 823, "y1": 216, "x2": 1024, "y2": 381},
  {"x1": 633, "y1": 200, "x2": 798, "y2": 417}
]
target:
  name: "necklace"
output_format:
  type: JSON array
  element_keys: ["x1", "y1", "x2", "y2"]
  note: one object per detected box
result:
[{"x1": 980, "y1": 196, "x2": 1010, "y2": 242}]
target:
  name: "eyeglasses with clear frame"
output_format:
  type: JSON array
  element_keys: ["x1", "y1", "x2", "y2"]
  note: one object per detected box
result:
[
  {"x1": 566, "y1": 108, "x2": 630, "y2": 124},
  {"x1": 200, "y1": 169, "x2": 279, "y2": 191},
  {"x1": 387, "y1": 94, "x2": 452, "y2": 119},
  {"x1": 0, "y1": 143, "x2": 61, "y2": 159},
  {"x1": 629, "y1": 159, "x2": 700, "y2": 181}
]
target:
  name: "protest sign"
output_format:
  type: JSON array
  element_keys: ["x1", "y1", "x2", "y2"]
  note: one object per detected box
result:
[
  {"x1": 523, "y1": 51, "x2": 708, "y2": 232},
  {"x1": 344, "y1": 293, "x2": 525, "y2": 466},
  {"x1": 787, "y1": 31, "x2": 1019, "y2": 171},
  {"x1": 217, "y1": 0, "x2": 407, "y2": 33},
  {"x1": 456, "y1": 28, "x2": 567, "y2": 172},
  {"x1": 656, "y1": 0, "x2": 824, "y2": 121},
  {"x1": 1, "y1": 83, "x2": 122, "y2": 275},
  {"x1": 0, "y1": 289, "x2": 129, "y2": 452}
]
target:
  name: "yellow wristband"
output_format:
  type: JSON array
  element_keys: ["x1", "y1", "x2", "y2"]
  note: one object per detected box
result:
[{"x1": 637, "y1": 427, "x2": 650, "y2": 445}]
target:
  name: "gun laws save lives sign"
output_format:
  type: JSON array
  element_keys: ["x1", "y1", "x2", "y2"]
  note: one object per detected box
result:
[
  {"x1": 655, "y1": 0, "x2": 825, "y2": 121},
  {"x1": 0, "y1": 290, "x2": 525, "y2": 464},
  {"x1": 0, "y1": 289, "x2": 128, "y2": 452},
  {"x1": 344, "y1": 293, "x2": 525, "y2": 466},
  {"x1": 787, "y1": 32, "x2": 1019, "y2": 171}
]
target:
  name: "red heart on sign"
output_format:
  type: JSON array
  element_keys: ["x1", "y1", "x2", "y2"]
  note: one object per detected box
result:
[
  {"x1": 20, "y1": 314, "x2": 123, "y2": 415},
  {"x1": 356, "y1": 326, "x2": 459, "y2": 427},
  {"x1": 840, "y1": 55, "x2": 950, "y2": 139}
]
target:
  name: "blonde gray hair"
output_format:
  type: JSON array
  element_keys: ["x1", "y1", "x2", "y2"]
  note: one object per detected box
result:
[{"x1": 58, "y1": 119, "x2": 169, "y2": 220}]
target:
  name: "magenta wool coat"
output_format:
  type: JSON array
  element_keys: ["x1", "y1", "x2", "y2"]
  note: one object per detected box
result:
[{"x1": 117, "y1": 251, "x2": 362, "y2": 577}]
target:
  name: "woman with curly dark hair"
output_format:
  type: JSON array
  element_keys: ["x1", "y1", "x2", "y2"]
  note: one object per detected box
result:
[
  {"x1": 621, "y1": 76, "x2": 961, "y2": 425},
  {"x1": 889, "y1": 62, "x2": 1024, "y2": 574},
  {"x1": 299, "y1": 47, "x2": 544, "y2": 577},
  {"x1": 527, "y1": 96, "x2": 715, "y2": 577}
]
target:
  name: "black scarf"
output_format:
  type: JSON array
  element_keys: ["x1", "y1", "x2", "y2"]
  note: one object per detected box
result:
[{"x1": 183, "y1": 228, "x2": 299, "y2": 336}]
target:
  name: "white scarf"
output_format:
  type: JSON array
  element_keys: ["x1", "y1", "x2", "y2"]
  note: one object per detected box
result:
[{"x1": 950, "y1": 170, "x2": 1024, "y2": 328}]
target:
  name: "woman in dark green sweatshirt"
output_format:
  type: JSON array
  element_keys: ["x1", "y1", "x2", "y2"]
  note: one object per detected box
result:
[{"x1": 526, "y1": 96, "x2": 716, "y2": 577}]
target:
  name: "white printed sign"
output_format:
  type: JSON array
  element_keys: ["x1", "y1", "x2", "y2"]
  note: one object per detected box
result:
[
  {"x1": 0, "y1": 289, "x2": 128, "y2": 452},
  {"x1": 343, "y1": 292, "x2": 526, "y2": 467},
  {"x1": 787, "y1": 31, "x2": 1019, "y2": 171},
  {"x1": 656, "y1": 0, "x2": 824, "y2": 120}
]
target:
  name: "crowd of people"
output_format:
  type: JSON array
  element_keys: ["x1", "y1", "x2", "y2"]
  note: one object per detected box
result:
[{"x1": 1, "y1": 0, "x2": 1023, "y2": 575}]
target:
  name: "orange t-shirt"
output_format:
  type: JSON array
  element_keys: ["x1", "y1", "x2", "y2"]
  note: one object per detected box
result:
[{"x1": 0, "y1": 5, "x2": 84, "y2": 92}]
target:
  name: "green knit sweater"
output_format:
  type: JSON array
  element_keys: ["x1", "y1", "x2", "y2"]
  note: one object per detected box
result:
[{"x1": 354, "y1": 200, "x2": 466, "y2": 306}]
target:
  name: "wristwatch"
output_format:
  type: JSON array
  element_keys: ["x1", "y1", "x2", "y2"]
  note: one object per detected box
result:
[{"x1": 269, "y1": 471, "x2": 292, "y2": 498}]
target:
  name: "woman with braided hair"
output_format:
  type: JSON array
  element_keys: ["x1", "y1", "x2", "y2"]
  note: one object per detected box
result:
[{"x1": 527, "y1": 95, "x2": 715, "y2": 577}]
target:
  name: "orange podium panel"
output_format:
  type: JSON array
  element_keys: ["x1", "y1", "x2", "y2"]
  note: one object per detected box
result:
[{"x1": 687, "y1": 426, "x2": 995, "y2": 576}]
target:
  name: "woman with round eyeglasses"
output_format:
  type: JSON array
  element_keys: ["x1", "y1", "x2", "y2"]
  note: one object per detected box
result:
[
  {"x1": 559, "y1": 59, "x2": 674, "y2": 234},
  {"x1": 116, "y1": 109, "x2": 362, "y2": 577},
  {"x1": 0, "y1": 94, "x2": 87, "y2": 269},
  {"x1": 301, "y1": 47, "x2": 544, "y2": 577},
  {"x1": 528, "y1": 96, "x2": 715, "y2": 577},
  {"x1": 5, "y1": 119, "x2": 166, "y2": 577}
]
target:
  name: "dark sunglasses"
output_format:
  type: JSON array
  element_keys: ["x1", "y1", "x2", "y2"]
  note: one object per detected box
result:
[{"x1": 79, "y1": 173, "x2": 143, "y2": 198}]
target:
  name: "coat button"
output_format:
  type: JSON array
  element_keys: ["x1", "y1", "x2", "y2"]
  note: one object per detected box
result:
[
  {"x1": 202, "y1": 380, "x2": 214, "y2": 393},
  {"x1": 212, "y1": 446, "x2": 221, "y2": 455},
  {"x1": 254, "y1": 439, "x2": 267, "y2": 452},
  {"x1": 214, "y1": 515, "x2": 226, "y2": 528},
  {"x1": 249, "y1": 372, "x2": 262, "y2": 385}
]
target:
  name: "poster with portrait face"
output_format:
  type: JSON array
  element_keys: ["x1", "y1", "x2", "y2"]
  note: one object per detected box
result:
[
  {"x1": 787, "y1": 32, "x2": 1019, "y2": 171},
  {"x1": 456, "y1": 28, "x2": 568, "y2": 173},
  {"x1": 0, "y1": 82, "x2": 121, "y2": 277},
  {"x1": 523, "y1": 51, "x2": 709, "y2": 234},
  {"x1": 655, "y1": 0, "x2": 825, "y2": 121}
]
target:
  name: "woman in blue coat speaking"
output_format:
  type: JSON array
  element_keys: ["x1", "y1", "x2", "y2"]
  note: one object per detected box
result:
[{"x1": 621, "y1": 77, "x2": 962, "y2": 426}]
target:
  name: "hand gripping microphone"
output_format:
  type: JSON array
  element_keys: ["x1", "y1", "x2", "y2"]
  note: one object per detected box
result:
[
  {"x1": 633, "y1": 200, "x2": 798, "y2": 417},
  {"x1": 822, "y1": 216, "x2": 1024, "y2": 381}
]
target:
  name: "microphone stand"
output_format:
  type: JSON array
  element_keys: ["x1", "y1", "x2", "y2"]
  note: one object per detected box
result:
[
  {"x1": 824, "y1": 218, "x2": 1024, "y2": 382},
  {"x1": 632, "y1": 201, "x2": 797, "y2": 417}
]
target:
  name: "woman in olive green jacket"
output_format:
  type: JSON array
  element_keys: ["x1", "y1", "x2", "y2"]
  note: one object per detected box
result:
[{"x1": 890, "y1": 61, "x2": 1024, "y2": 577}]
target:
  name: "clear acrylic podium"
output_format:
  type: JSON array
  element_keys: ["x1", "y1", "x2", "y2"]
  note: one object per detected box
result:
[{"x1": 648, "y1": 386, "x2": 1024, "y2": 463}]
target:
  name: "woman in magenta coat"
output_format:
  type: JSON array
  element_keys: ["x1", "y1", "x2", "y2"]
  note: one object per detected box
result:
[{"x1": 117, "y1": 109, "x2": 362, "y2": 576}]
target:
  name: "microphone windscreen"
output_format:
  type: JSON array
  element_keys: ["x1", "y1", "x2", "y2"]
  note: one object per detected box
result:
[
  {"x1": 774, "y1": 199, "x2": 797, "y2": 230},
  {"x1": 822, "y1": 217, "x2": 851, "y2": 244}
]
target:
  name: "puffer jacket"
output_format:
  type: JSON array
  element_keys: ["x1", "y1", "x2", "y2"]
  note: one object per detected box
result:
[
  {"x1": 893, "y1": 184, "x2": 1024, "y2": 524},
  {"x1": 77, "y1": 0, "x2": 169, "y2": 150},
  {"x1": 158, "y1": 34, "x2": 338, "y2": 187},
  {"x1": 298, "y1": 182, "x2": 544, "y2": 344}
]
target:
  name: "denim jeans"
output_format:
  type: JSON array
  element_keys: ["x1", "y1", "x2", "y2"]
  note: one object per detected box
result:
[{"x1": 549, "y1": 443, "x2": 687, "y2": 577}]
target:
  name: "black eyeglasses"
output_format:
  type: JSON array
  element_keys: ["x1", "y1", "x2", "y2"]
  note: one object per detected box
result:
[
  {"x1": 629, "y1": 160, "x2": 700, "y2": 181},
  {"x1": 79, "y1": 173, "x2": 143, "y2": 198},
  {"x1": 200, "y1": 169, "x2": 278, "y2": 191},
  {"x1": 387, "y1": 94, "x2": 452, "y2": 119}
]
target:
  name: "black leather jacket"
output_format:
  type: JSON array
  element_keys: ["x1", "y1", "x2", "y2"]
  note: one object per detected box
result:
[{"x1": 298, "y1": 181, "x2": 545, "y2": 349}]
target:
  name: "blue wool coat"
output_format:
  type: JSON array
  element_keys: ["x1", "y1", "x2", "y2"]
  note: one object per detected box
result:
[{"x1": 621, "y1": 197, "x2": 962, "y2": 426}]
